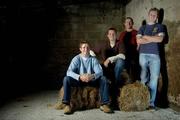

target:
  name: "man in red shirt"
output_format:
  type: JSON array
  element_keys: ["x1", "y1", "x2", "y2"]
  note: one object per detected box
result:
[{"x1": 118, "y1": 17, "x2": 140, "y2": 82}]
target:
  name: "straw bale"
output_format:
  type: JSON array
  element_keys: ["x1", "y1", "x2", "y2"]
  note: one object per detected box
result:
[
  {"x1": 57, "y1": 87, "x2": 100, "y2": 110},
  {"x1": 118, "y1": 81, "x2": 150, "y2": 111}
]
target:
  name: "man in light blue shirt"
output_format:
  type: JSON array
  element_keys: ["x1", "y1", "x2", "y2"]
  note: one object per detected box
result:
[{"x1": 62, "y1": 41, "x2": 112, "y2": 114}]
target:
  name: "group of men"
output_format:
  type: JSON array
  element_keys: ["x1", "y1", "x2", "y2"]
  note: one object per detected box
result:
[{"x1": 61, "y1": 7, "x2": 167, "y2": 114}]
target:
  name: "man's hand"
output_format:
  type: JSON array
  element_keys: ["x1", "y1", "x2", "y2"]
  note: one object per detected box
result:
[
  {"x1": 104, "y1": 59, "x2": 110, "y2": 67},
  {"x1": 137, "y1": 44, "x2": 140, "y2": 50},
  {"x1": 79, "y1": 74, "x2": 87, "y2": 82},
  {"x1": 87, "y1": 74, "x2": 94, "y2": 81},
  {"x1": 136, "y1": 38, "x2": 142, "y2": 44},
  {"x1": 79, "y1": 74, "x2": 95, "y2": 82}
]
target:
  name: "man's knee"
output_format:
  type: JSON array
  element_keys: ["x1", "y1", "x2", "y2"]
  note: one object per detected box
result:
[
  {"x1": 115, "y1": 59, "x2": 125, "y2": 68},
  {"x1": 117, "y1": 59, "x2": 125, "y2": 64},
  {"x1": 99, "y1": 76, "x2": 109, "y2": 84},
  {"x1": 63, "y1": 76, "x2": 71, "y2": 84}
]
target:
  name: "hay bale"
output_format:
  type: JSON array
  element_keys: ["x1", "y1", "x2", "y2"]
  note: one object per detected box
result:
[
  {"x1": 118, "y1": 81, "x2": 150, "y2": 111},
  {"x1": 57, "y1": 86, "x2": 100, "y2": 110}
]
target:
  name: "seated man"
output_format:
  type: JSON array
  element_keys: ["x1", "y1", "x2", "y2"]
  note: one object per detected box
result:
[
  {"x1": 91, "y1": 28, "x2": 126, "y2": 108},
  {"x1": 62, "y1": 41, "x2": 112, "y2": 114},
  {"x1": 118, "y1": 17, "x2": 140, "y2": 82}
]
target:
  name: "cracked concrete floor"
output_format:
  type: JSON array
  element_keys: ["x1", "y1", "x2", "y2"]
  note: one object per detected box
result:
[{"x1": 0, "y1": 90, "x2": 180, "y2": 120}]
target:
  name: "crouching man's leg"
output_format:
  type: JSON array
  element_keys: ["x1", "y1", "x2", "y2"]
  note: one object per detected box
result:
[
  {"x1": 62, "y1": 76, "x2": 80, "y2": 114},
  {"x1": 98, "y1": 76, "x2": 113, "y2": 113}
]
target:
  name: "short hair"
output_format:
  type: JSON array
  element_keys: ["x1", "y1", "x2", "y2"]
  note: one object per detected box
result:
[
  {"x1": 126, "y1": 17, "x2": 134, "y2": 25},
  {"x1": 79, "y1": 41, "x2": 90, "y2": 48},
  {"x1": 106, "y1": 27, "x2": 117, "y2": 35},
  {"x1": 148, "y1": 7, "x2": 159, "y2": 16}
]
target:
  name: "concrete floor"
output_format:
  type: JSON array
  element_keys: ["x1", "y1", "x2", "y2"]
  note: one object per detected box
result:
[{"x1": 0, "y1": 90, "x2": 180, "y2": 120}]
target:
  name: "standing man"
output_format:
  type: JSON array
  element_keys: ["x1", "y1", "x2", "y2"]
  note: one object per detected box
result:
[
  {"x1": 136, "y1": 8, "x2": 164, "y2": 109},
  {"x1": 119, "y1": 17, "x2": 140, "y2": 81},
  {"x1": 62, "y1": 41, "x2": 112, "y2": 114}
]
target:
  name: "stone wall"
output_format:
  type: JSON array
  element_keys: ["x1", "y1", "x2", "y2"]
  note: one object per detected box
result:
[{"x1": 47, "y1": 1, "x2": 125, "y2": 88}]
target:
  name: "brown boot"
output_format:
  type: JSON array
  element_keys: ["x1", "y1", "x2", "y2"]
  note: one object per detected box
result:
[
  {"x1": 100, "y1": 105, "x2": 112, "y2": 113},
  {"x1": 63, "y1": 105, "x2": 72, "y2": 114}
]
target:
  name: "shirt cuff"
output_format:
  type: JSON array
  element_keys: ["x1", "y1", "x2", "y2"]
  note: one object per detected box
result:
[
  {"x1": 74, "y1": 74, "x2": 80, "y2": 81},
  {"x1": 136, "y1": 34, "x2": 142, "y2": 38},
  {"x1": 90, "y1": 50, "x2": 96, "y2": 56},
  {"x1": 158, "y1": 32, "x2": 164, "y2": 37}
]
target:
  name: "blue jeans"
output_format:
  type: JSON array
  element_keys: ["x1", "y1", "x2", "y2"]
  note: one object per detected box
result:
[
  {"x1": 139, "y1": 53, "x2": 160, "y2": 107},
  {"x1": 62, "y1": 76, "x2": 110, "y2": 105},
  {"x1": 114, "y1": 59, "x2": 125, "y2": 85},
  {"x1": 102, "y1": 58, "x2": 125, "y2": 86},
  {"x1": 102, "y1": 58, "x2": 125, "y2": 87},
  {"x1": 101, "y1": 59, "x2": 124, "y2": 106}
]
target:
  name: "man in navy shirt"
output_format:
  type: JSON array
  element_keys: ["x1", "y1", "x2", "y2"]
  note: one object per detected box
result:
[
  {"x1": 62, "y1": 41, "x2": 112, "y2": 114},
  {"x1": 136, "y1": 8, "x2": 164, "y2": 109}
]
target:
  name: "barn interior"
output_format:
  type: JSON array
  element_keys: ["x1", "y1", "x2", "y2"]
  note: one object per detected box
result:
[{"x1": 1, "y1": 0, "x2": 180, "y2": 109}]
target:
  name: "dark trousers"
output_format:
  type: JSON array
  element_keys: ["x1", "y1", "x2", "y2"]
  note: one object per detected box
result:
[{"x1": 62, "y1": 76, "x2": 110, "y2": 105}]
